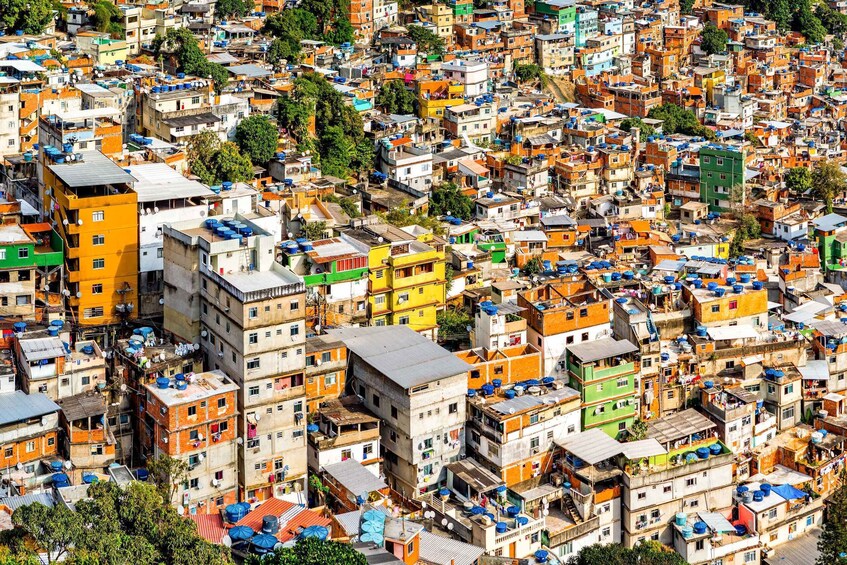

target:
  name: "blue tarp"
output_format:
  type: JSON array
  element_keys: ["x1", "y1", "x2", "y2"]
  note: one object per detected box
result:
[{"x1": 772, "y1": 484, "x2": 806, "y2": 500}]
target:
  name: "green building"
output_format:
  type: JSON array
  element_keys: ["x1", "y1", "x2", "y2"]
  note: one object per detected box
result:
[
  {"x1": 534, "y1": 0, "x2": 577, "y2": 34},
  {"x1": 449, "y1": 0, "x2": 473, "y2": 18},
  {"x1": 812, "y1": 213, "x2": 847, "y2": 272},
  {"x1": 699, "y1": 145, "x2": 745, "y2": 211},
  {"x1": 0, "y1": 223, "x2": 64, "y2": 317},
  {"x1": 567, "y1": 337, "x2": 639, "y2": 439}
]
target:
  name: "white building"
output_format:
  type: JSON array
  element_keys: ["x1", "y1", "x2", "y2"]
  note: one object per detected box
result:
[
  {"x1": 0, "y1": 78, "x2": 20, "y2": 156},
  {"x1": 377, "y1": 141, "x2": 433, "y2": 193},
  {"x1": 442, "y1": 60, "x2": 490, "y2": 97}
]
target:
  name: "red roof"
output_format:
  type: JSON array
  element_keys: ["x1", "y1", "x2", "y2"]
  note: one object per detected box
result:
[
  {"x1": 190, "y1": 513, "x2": 228, "y2": 544},
  {"x1": 235, "y1": 499, "x2": 332, "y2": 543}
]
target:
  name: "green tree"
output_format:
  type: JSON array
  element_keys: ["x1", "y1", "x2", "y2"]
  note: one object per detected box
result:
[
  {"x1": 12, "y1": 503, "x2": 82, "y2": 564},
  {"x1": 619, "y1": 117, "x2": 656, "y2": 139},
  {"x1": 324, "y1": 194, "x2": 362, "y2": 218},
  {"x1": 436, "y1": 308, "x2": 472, "y2": 340},
  {"x1": 626, "y1": 419, "x2": 649, "y2": 441},
  {"x1": 212, "y1": 142, "x2": 254, "y2": 184},
  {"x1": 378, "y1": 207, "x2": 445, "y2": 234},
  {"x1": 153, "y1": 28, "x2": 229, "y2": 92},
  {"x1": 514, "y1": 63, "x2": 544, "y2": 83},
  {"x1": 377, "y1": 80, "x2": 416, "y2": 114},
  {"x1": 795, "y1": 0, "x2": 827, "y2": 44},
  {"x1": 406, "y1": 24, "x2": 445, "y2": 55},
  {"x1": 89, "y1": 0, "x2": 124, "y2": 37},
  {"x1": 429, "y1": 182, "x2": 474, "y2": 220},
  {"x1": 813, "y1": 159, "x2": 847, "y2": 213},
  {"x1": 245, "y1": 537, "x2": 367, "y2": 565},
  {"x1": 700, "y1": 22, "x2": 728, "y2": 55},
  {"x1": 729, "y1": 213, "x2": 762, "y2": 257},
  {"x1": 276, "y1": 95, "x2": 313, "y2": 140},
  {"x1": 264, "y1": 9, "x2": 319, "y2": 39},
  {"x1": 303, "y1": 221, "x2": 328, "y2": 241},
  {"x1": 770, "y1": 0, "x2": 793, "y2": 31},
  {"x1": 145, "y1": 453, "x2": 189, "y2": 505},
  {"x1": 1, "y1": 0, "x2": 55, "y2": 35},
  {"x1": 784, "y1": 167, "x2": 813, "y2": 195},
  {"x1": 648, "y1": 103, "x2": 716, "y2": 140},
  {"x1": 235, "y1": 115, "x2": 279, "y2": 166},
  {"x1": 817, "y1": 3, "x2": 847, "y2": 36},
  {"x1": 680, "y1": 0, "x2": 695, "y2": 14},
  {"x1": 323, "y1": 17, "x2": 355, "y2": 45},
  {"x1": 186, "y1": 131, "x2": 253, "y2": 185},
  {"x1": 817, "y1": 470, "x2": 847, "y2": 565},
  {"x1": 523, "y1": 256, "x2": 543, "y2": 275},
  {"x1": 566, "y1": 541, "x2": 688, "y2": 565},
  {"x1": 215, "y1": 0, "x2": 252, "y2": 18},
  {"x1": 267, "y1": 37, "x2": 300, "y2": 67}
]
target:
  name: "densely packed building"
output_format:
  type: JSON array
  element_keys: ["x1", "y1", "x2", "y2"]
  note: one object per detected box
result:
[{"x1": 4, "y1": 0, "x2": 847, "y2": 562}]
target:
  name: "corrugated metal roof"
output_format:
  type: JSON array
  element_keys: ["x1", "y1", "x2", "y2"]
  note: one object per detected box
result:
[
  {"x1": 418, "y1": 530, "x2": 485, "y2": 565},
  {"x1": 0, "y1": 391, "x2": 60, "y2": 426},
  {"x1": 556, "y1": 428, "x2": 623, "y2": 465},
  {"x1": 127, "y1": 163, "x2": 213, "y2": 202},
  {"x1": 235, "y1": 498, "x2": 331, "y2": 543},
  {"x1": 798, "y1": 360, "x2": 829, "y2": 381},
  {"x1": 620, "y1": 438, "x2": 666, "y2": 459},
  {"x1": 567, "y1": 337, "x2": 638, "y2": 364},
  {"x1": 488, "y1": 386, "x2": 579, "y2": 416},
  {"x1": 0, "y1": 492, "x2": 55, "y2": 511},
  {"x1": 19, "y1": 337, "x2": 67, "y2": 361},
  {"x1": 48, "y1": 151, "x2": 135, "y2": 188},
  {"x1": 190, "y1": 513, "x2": 227, "y2": 544},
  {"x1": 322, "y1": 459, "x2": 387, "y2": 496},
  {"x1": 646, "y1": 408, "x2": 717, "y2": 445},
  {"x1": 327, "y1": 326, "x2": 473, "y2": 389}
]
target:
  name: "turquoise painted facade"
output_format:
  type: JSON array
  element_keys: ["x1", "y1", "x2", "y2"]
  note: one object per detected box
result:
[{"x1": 574, "y1": 7, "x2": 598, "y2": 48}]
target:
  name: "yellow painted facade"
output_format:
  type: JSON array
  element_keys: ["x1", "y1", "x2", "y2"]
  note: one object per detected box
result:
[
  {"x1": 366, "y1": 234, "x2": 447, "y2": 338},
  {"x1": 417, "y1": 80, "x2": 465, "y2": 119},
  {"x1": 43, "y1": 156, "x2": 138, "y2": 326}
]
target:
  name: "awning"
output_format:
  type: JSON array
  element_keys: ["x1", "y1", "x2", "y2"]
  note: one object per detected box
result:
[
  {"x1": 772, "y1": 484, "x2": 807, "y2": 500},
  {"x1": 698, "y1": 512, "x2": 736, "y2": 534},
  {"x1": 741, "y1": 354, "x2": 764, "y2": 366},
  {"x1": 784, "y1": 301, "x2": 829, "y2": 323}
]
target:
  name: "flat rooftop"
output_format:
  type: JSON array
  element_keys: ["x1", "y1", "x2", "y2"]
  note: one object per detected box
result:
[{"x1": 144, "y1": 370, "x2": 238, "y2": 407}]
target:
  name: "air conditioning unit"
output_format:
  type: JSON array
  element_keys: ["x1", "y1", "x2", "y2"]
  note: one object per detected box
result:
[{"x1": 212, "y1": 478, "x2": 221, "y2": 487}]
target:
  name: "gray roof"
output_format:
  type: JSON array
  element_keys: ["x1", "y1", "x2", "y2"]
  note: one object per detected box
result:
[
  {"x1": 226, "y1": 64, "x2": 272, "y2": 78},
  {"x1": 418, "y1": 530, "x2": 485, "y2": 565},
  {"x1": 0, "y1": 492, "x2": 55, "y2": 511},
  {"x1": 540, "y1": 215, "x2": 577, "y2": 228},
  {"x1": 488, "y1": 385, "x2": 579, "y2": 416},
  {"x1": 809, "y1": 319, "x2": 847, "y2": 337},
  {"x1": 19, "y1": 337, "x2": 66, "y2": 361},
  {"x1": 163, "y1": 112, "x2": 221, "y2": 128},
  {"x1": 327, "y1": 326, "x2": 473, "y2": 389},
  {"x1": 556, "y1": 428, "x2": 623, "y2": 465},
  {"x1": 763, "y1": 527, "x2": 821, "y2": 565},
  {"x1": 620, "y1": 438, "x2": 666, "y2": 459},
  {"x1": 48, "y1": 151, "x2": 135, "y2": 188},
  {"x1": 322, "y1": 459, "x2": 387, "y2": 496},
  {"x1": 813, "y1": 213, "x2": 847, "y2": 232},
  {"x1": 798, "y1": 360, "x2": 829, "y2": 381},
  {"x1": 127, "y1": 163, "x2": 213, "y2": 202},
  {"x1": 0, "y1": 391, "x2": 60, "y2": 426},
  {"x1": 654, "y1": 259, "x2": 687, "y2": 272},
  {"x1": 56, "y1": 391, "x2": 107, "y2": 421},
  {"x1": 567, "y1": 337, "x2": 638, "y2": 364},
  {"x1": 446, "y1": 458, "x2": 503, "y2": 493},
  {"x1": 646, "y1": 408, "x2": 717, "y2": 445}
]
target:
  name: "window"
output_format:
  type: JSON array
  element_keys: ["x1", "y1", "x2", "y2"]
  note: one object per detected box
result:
[
  {"x1": 218, "y1": 398, "x2": 226, "y2": 409},
  {"x1": 341, "y1": 449, "x2": 352, "y2": 460},
  {"x1": 84, "y1": 307, "x2": 104, "y2": 318},
  {"x1": 695, "y1": 540, "x2": 705, "y2": 551},
  {"x1": 637, "y1": 492, "x2": 646, "y2": 500},
  {"x1": 744, "y1": 551, "x2": 757, "y2": 563},
  {"x1": 783, "y1": 406, "x2": 795, "y2": 420},
  {"x1": 188, "y1": 406, "x2": 197, "y2": 417},
  {"x1": 728, "y1": 300, "x2": 738, "y2": 310},
  {"x1": 663, "y1": 485, "x2": 672, "y2": 493},
  {"x1": 16, "y1": 247, "x2": 29, "y2": 260},
  {"x1": 92, "y1": 258, "x2": 105, "y2": 269},
  {"x1": 321, "y1": 352, "x2": 331, "y2": 363},
  {"x1": 784, "y1": 384, "x2": 794, "y2": 395},
  {"x1": 92, "y1": 284, "x2": 103, "y2": 295},
  {"x1": 247, "y1": 358, "x2": 260, "y2": 370},
  {"x1": 686, "y1": 478, "x2": 697, "y2": 487},
  {"x1": 249, "y1": 333, "x2": 258, "y2": 345},
  {"x1": 391, "y1": 406, "x2": 398, "y2": 419},
  {"x1": 25, "y1": 441, "x2": 35, "y2": 453},
  {"x1": 324, "y1": 374, "x2": 336, "y2": 387},
  {"x1": 90, "y1": 444, "x2": 103, "y2": 455},
  {"x1": 398, "y1": 316, "x2": 410, "y2": 325},
  {"x1": 92, "y1": 234, "x2": 105, "y2": 246},
  {"x1": 249, "y1": 386, "x2": 260, "y2": 397},
  {"x1": 92, "y1": 211, "x2": 104, "y2": 222},
  {"x1": 617, "y1": 377, "x2": 628, "y2": 388},
  {"x1": 711, "y1": 305, "x2": 720, "y2": 313},
  {"x1": 248, "y1": 307, "x2": 258, "y2": 319},
  {"x1": 373, "y1": 394, "x2": 380, "y2": 407},
  {"x1": 81, "y1": 376, "x2": 90, "y2": 386},
  {"x1": 290, "y1": 299, "x2": 299, "y2": 311},
  {"x1": 290, "y1": 325, "x2": 299, "y2": 337},
  {"x1": 449, "y1": 402, "x2": 458, "y2": 414},
  {"x1": 768, "y1": 508, "x2": 778, "y2": 519},
  {"x1": 3, "y1": 447, "x2": 11, "y2": 458}
]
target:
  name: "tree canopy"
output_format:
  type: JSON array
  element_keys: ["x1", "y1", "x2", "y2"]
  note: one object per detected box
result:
[
  {"x1": 187, "y1": 130, "x2": 254, "y2": 185},
  {"x1": 8, "y1": 482, "x2": 232, "y2": 565},
  {"x1": 1, "y1": 0, "x2": 55, "y2": 35},
  {"x1": 215, "y1": 0, "x2": 252, "y2": 19},
  {"x1": 818, "y1": 470, "x2": 847, "y2": 565},
  {"x1": 729, "y1": 213, "x2": 762, "y2": 257},
  {"x1": 566, "y1": 541, "x2": 688, "y2": 565},
  {"x1": 647, "y1": 103, "x2": 716, "y2": 140},
  {"x1": 275, "y1": 72, "x2": 374, "y2": 178},
  {"x1": 263, "y1": 9, "x2": 320, "y2": 62},
  {"x1": 812, "y1": 159, "x2": 847, "y2": 213},
  {"x1": 152, "y1": 28, "x2": 229, "y2": 92},
  {"x1": 89, "y1": 0, "x2": 124, "y2": 38},
  {"x1": 700, "y1": 22, "x2": 728, "y2": 55},
  {"x1": 245, "y1": 538, "x2": 366, "y2": 565},
  {"x1": 784, "y1": 167, "x2": 813, "y2": 195},
  {"x1": 514, "y1": 63, "x2": 544, "y2": 84},
  {"x1": 406, "y1": 24, "x2": 445, "y2": 55},
  {"x1": 235, "y1": 115, "x2": 279, "y2": 166},
  {"x1": 619, "y1": 117, "x2": 656, "y2": 140},
  {"x1": 377, "y1": 80, "x2": 416, "y2": 115},
  {"x1": 429, "y1": 182, "x2": 474, "y2": 220}
]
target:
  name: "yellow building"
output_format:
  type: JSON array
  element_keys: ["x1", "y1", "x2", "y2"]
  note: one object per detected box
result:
[
  {"x1": 43, "y1": 150, "x2": 138, "y2": 329},
  {"x1": 693, "y1": 67, "x2": 726, "y2": 105},
  {"x1": 416, "y1": 79, "x2": 465, "y2": 119},
  {"x1": 344, "y1": 223, "x2": 447, "y2": 340}
]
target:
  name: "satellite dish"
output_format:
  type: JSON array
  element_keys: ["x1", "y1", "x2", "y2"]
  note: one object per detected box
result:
[
  {"x1": 441, "y1": 518, "x2": 448, "y2": 526},
  {"x1": 77, "y1": 219, "x2": 83, "y2": 226},
  {"x1": 237, "y1": 437, "x2": 244, "y2": 444},
  {"x1": 255, "y1": 413, "x2": 261, "y2": 421},
  {"x1": 193, "y1": 343, "x2": 200, "y2": 351},
  {"x1": 159, "y1": 298, "x2": 165, "y2": 305},
  {"x1": 120, "y1": 384, "x2": 127, "y2": 392},
  {"x1": 222, "y1": 535, "x2": 232, "y2": 548},
  {"x1": 64, "y1": 460, "x2": 72, "y2": 470},
  {"x1": 447, "y1": 523, "x2": 454, "y2": 530}
]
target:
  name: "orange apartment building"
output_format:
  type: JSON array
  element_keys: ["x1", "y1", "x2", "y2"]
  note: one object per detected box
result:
[
  {"x1": 142, "y1": 370, "x2": 239, "y2": 515},
  {"x1": 456, "y1": 343, "x2": 544, "y2": 390},
  {"x1": 608, "y1": 82, "x2": 662, "y2": 118},
  {"x1": 0, "y1": 390, "x2": 61, "y2": 491},
  {"x1": 305, "y1": 334, "x2": 348, "y2": 414},
  {"x1": 466, "y1": 381, "x2": 582, "y2": 487},
  {"x1": 517, "y1": 276, "x2": 612, "y2": 377},
  {"x1": 699, "y1": 3, "x2": 744, "y2": 30},
  {"x1": 348, "y1": 0, "x2": 374, "y2": 41},
  {"x1": 56, "y1": 391, "x2": 115, "y2": 483}
]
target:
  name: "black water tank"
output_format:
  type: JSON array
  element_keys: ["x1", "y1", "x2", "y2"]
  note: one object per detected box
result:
[{"x1": 262, "y1": 515, "x2": 279, "y2": 534}]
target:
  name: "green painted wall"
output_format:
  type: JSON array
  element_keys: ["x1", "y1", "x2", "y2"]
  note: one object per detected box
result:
[{"x1": 699, "y1": 146, "x2": 745, "y2": 212}]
